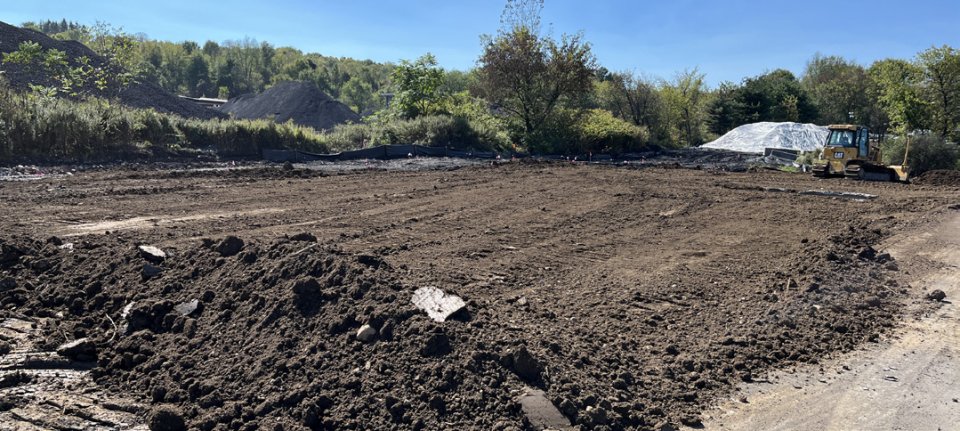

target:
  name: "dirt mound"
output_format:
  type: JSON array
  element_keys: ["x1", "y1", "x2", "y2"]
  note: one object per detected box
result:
[
  {"x1": 913, "y1": 170, "x2": 960, "y2": 187},
  {"x1": 0, "y1": 21, "x2": 223, "y2": 120},
  {"x1": 1, "y1": 215, "x2": 908, "y2": 430},
  {"x1": 218, "y1": 81, "x2": 360, "y2": 131}
]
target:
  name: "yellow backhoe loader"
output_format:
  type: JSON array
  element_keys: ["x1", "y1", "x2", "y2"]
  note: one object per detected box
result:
[{"x1": 812, "y1": 124, "x2": 910, "y2": 182}]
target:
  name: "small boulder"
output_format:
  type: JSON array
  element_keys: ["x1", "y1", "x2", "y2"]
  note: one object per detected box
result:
[
  {"x1": 215, "y1": 236, "x2": 244, "y2": 257},
  {"x1": 173, "y1": 300, "x2": 200, "y2": 317},
  {"x1": 148, "y1": 407, "x2": 187, "y2": 431},
  {"x1": 56, "y1": 338, "x2": 96, "y2": 361},
  {"x1": 142, "y1": 263, "x2": 164, "y2": 280},
  {"x1": 510, "y1": 346, "x2": 543, "y2": 383},
  {"x1": 290, "y1": 232, "x2": 317, "y2": 242},
  {"x1": 927, "y1": 289, "x2": 947, "y2": 302},
  {"x1": 138, "y1": 245, "x2": 166, "y2": 263},
  {"x1": 356, "y1": 324, "x2": 377, "y2": 342}
]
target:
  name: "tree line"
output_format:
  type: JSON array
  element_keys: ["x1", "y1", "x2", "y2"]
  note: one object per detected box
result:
[{"x1": 20, "y1": 6, "x2": 960, "y2": 155}]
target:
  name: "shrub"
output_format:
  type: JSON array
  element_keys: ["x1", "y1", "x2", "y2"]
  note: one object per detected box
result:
[
  {"x1": 882, "y1": 134, "x2": 959, "y2": 174},
  {"x1": 574, "y1": 109, "x2": 650, "y2": 155},
  {"x1": 322, "y1": 113, "x2": 511, "y2": 153}
]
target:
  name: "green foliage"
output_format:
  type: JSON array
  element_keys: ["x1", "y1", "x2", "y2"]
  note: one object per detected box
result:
[
  {"x1": 2, "y1": 35, "x2": 134, "y2": 98},
  {"x1": 915, "y1": 46, "x2": 960, "y2": 141},
  {"x1": 30, "y1": 22, "x2": 394, "y2": 107},
  {"x1": 706, "y1": 69, "x2": 817, "y2": 136},
  {"x1": 661, "y1": 69, "x2": 709, "y2": 146},
  {"x1": 0, "y1": 77, "x2": 326, "y2": 162},
  {"x1": 802, "y1": 54, "x2": 874, "y2": 125},
  {"x1": 868, "y1": 59, "x2": 928, "y2": 134},
  {"x1": 795, "y1": 151, "x2": 817, "y2": 165},
  {"x1": 881, "y1": 134, "x2": 959, "y2": 174},
  {"x1": 390, "y1": 53, "x2": 446, "y2": 118},
  {"x1": 323, "y1": 113, "x2": 510, "y2": 152},
  {"x1": 478, "y1": 0, "x2": 596, "y2": 149},
  {"x1": 572, "y1": 109, "x2": 649, "y2": 154}
]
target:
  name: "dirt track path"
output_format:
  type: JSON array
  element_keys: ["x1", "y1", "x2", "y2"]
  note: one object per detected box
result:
[{"x1": 698, "y1": 212, "x2": 960, "y2": 431}]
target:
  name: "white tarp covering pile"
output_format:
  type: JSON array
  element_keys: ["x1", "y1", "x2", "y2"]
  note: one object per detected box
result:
[{"x1": 702, "y1": 122, "x2": 828, "y2": 153}]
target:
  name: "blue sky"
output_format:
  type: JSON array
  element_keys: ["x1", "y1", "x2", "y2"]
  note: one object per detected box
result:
[{"x1": 4, "y1": 0, "x2": 958, "y2": 86}]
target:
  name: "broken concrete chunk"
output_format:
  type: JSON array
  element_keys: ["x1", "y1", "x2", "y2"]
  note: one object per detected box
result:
[
  {"x1": 518, "y1": 387, "x2": 572, "y2": 431},
  {"x1": 56, "y1": 338, "x2": 96, "y2": 361},
  {"x1": 411, "y1": 286, "x2": 466, "y2": 322},
  {"x1": 138, "y1": 245, "x2": 166, "y2": 263},
  {"x1": 356, "y1": 324, "x2": 377, "y2": 342},
  {"x1": 216, "y1": 236, "x2": 244, "y2": 257},
  {"x1": 174, "y1": 299, "x2": 200, "y2": 317}
]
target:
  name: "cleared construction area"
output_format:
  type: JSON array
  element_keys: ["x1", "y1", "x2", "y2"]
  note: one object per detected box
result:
[{"x1": 1, "y1": 162, "x2": 959, "y2": 430}]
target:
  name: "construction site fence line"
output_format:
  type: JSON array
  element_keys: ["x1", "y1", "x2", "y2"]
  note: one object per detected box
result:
[{"x1": 261, "y1": 145, "x2": 664, "y2": 163}]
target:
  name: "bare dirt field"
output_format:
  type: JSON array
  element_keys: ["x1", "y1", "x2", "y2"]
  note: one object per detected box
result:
[{"x1": 1, "y1": 162, "x2": 958, "y2": 430}]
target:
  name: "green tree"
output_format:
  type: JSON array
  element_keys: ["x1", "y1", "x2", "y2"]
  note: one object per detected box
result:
[
  {"x1": 802, "y1": 54, "x2": 873, "y2": 125},
  {"x1": 661, "y1": 69, "x2": 708, "y2": 146},
  {"x1": 916, "y1": 45, "x2": 960, "y2": 141},
  {"x1": 341, "y1": 77, "x2": 375, "y2": 114},
  {"x1": 477, "y1": 0, "x2": 596, "y2": 148},
  {"x1": 706, "y1": 81, "x2": 746, "y2": 135},
  {"x1": 390, "y1": 53, "x2": 446, "y2": 118},
  {"x1": 868, "y1": 59, "x2": 927, "y2": 135},
  {"x1": 737, "y1": 69, "x2": 817, "y2": 123}
]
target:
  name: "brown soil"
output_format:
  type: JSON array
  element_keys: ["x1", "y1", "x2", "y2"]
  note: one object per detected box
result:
[
  {"x1": 913, "y1": 169, "x2": 960, "y2": 187},
  {"x1": 1, "y1": 163, "x2": 958, "y2": 430}
]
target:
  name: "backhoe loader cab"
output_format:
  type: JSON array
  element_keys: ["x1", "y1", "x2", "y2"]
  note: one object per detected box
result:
[{"x1": 812, "y1": 124, "x2": 910, "y2": 182}]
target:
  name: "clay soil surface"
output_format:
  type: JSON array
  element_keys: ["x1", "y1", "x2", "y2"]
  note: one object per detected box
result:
[{"x1": 1, "y1": 162, "x2": 958, "y2": 430}]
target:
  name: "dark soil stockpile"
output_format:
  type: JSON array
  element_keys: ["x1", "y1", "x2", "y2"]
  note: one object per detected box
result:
[
  {"x1": 218, "y1": 81, "x2": 360, "y2": 131},
  {"x1": 913, "y1": 169, "x2": 960, "y2": 187},
  {"x1": 0, "y1": 21, "x2": 223, "y2": 120}
]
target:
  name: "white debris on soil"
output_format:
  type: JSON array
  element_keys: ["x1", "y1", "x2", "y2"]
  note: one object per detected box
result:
[
  {"x1": 702, "y1": 122, "x2": 828, "y2": 154},
  {"x1": 411, "y1": 287, "x2": 466, "y2": 322},
  {"x1": 356, "y1": 324, "x2": 378, "y2": 342}
]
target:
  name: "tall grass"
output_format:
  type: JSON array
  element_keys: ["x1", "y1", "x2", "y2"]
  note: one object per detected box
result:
[{"x1": 0, "y1": 78, "x2": 328, "y2": 163}]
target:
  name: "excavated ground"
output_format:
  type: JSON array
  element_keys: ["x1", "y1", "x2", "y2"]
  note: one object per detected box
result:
[{"x1": 1, "y1": 162, "x2": 958, "y2": 430}]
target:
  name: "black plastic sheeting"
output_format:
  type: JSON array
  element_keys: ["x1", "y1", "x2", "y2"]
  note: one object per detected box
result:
[{"x1": 263, "y1": 145, "x2": 503, "y2": 162}]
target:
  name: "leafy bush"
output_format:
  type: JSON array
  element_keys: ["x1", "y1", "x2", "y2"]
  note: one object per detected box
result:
[
  {"x1": 881, "y1": 134, "x2": 959, "y2": 174},
  {"x1": 574, "y1": 109, "x2": 650, "y2": 155},
  {"x1": 322, "y1": 111, "x2": 511, "y2": 153},
  {"x1": 523, "y1": 108, "x2": 650, "y2": 155}
]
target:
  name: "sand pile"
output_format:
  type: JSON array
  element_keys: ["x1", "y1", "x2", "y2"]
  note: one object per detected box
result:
[
  {"x1": 218, "y1": 81, "x2": 360, "y2": 131},
  {"x1": 703, "y1": 122, "x2": 828, "y2": 153},
  {"x1": 0, "y1": 21, "x2": 223, "y2": 120}
]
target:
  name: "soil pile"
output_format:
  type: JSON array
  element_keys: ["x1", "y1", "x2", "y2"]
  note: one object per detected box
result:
[
  {"x1": 0, "y1": 21, "x2": 223, "y2": 120},
  {"x1": 702, "y1": 122, "x2": 828, "y2": 154},
  {"x1": 218, "y1": 81, "x2": 360, "y2": 131},
  {"x1": 913, "y1": 169, "x2": 960, "y2": 187},
  {"x1": 1, "y1": 218, "x2": 909, "y2": 430}
]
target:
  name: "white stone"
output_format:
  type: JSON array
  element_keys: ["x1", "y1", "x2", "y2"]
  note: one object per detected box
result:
[
  {"x1": 356, "y1": 324, "x2": 377, "y2": 342},
  {"x1": 411, "y1": 287, "x2": 466, "y2": 322}
]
